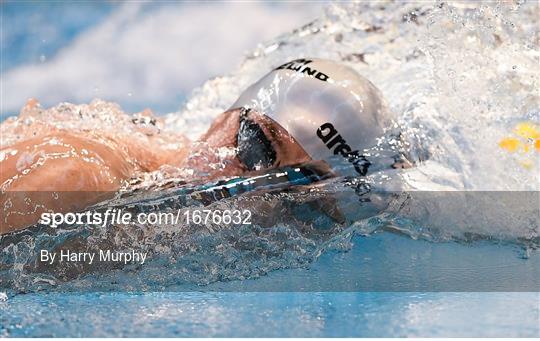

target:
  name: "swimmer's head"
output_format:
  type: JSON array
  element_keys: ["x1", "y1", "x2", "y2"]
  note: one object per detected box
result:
[{"x1": 231, "y1": 58, "x2": 396, "y2": 175}]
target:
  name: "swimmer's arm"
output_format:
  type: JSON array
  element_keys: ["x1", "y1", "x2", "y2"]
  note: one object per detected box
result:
[{"x1": 0, "y1": 133, "x2": 131, "y2": 234}]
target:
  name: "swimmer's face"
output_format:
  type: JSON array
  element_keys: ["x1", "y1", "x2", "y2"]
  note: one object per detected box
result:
[{"x1": 200, "y1": 108, "x2": 311, "y2": 172}]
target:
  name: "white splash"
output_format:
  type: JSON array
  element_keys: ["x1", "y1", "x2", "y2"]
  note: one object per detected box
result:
[{"x1": 165, "y1": 1, "x2": 539, "y2": 191}]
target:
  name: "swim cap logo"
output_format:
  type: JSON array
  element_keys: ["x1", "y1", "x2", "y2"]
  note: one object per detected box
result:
[
  {"x1": 317, "y1": 122, "x2": 370, "y2": 175},
  {"x1": 275, "y1": 59, "x2": 329, "y2": 82}
]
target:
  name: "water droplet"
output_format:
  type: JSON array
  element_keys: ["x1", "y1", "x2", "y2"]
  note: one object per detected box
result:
[
  {"x1": 39, "y1": 54, "x2": 46, "y2": 63},
  {"x1": 127, "y1": 92, "x2": 132, "y2": 97}
]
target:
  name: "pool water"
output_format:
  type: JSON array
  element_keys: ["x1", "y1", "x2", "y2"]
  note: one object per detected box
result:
[
  {"x1": 1, "y1": 1, "x2": 539, "y2": 337},
  {"x1": 2, "y1": 291, "x2": 538, "y2": 337},
  {"x1": 2, "y1": 233, "x2": 539, "y2": 337}
]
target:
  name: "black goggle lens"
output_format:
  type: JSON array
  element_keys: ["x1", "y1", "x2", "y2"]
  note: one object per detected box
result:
[{"x1": 236, "y1": 111, "x2": 277, "y2": 171}]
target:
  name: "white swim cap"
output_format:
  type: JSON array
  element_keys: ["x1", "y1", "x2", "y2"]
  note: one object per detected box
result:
[{"x1": 231, "y1": 58, "x2": 395, "y2": 175}]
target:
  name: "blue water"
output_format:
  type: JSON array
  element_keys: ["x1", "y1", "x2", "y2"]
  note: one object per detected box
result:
[
  {"x1": 2, "y1": 233, "x2": 539, "y2": 337},
  {"x1": 2, "y1": 291, "x2": 538, "y2": 337},
  {"x1": 1, "y1": 2, "x2": 115, "y2": 72},
  {"x1": 2, "y1": 2, "x2": 539, "y2": 337}
]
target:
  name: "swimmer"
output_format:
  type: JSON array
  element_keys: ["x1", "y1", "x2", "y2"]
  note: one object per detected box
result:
[{"x1": 0, "y1": 58, "x2": 407, "y2": 234}]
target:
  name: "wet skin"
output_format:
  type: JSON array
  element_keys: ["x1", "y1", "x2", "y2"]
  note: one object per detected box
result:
[{"x1": 0, "y1": 103, "x2": 311, "y2": 234}]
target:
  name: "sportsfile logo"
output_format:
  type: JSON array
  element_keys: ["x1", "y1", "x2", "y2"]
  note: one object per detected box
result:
[
  {"x1": 275, "y1": 59, "x2": 329, "y2": 82},
  {"x1": 317, "y1": 122, "x2": 370, "y2": 175}
]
